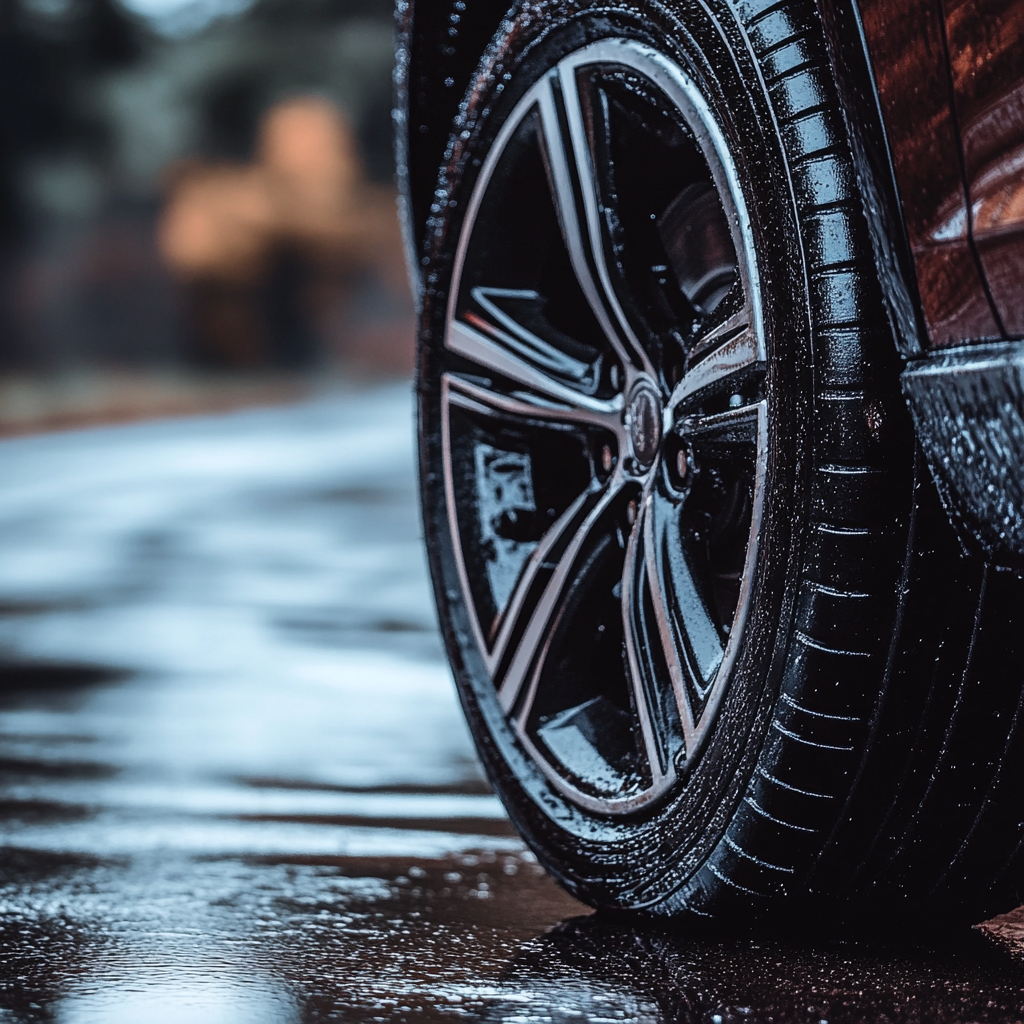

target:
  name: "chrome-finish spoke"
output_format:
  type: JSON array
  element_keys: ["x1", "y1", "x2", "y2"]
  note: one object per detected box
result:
[
  {"x1": 668, "y1": 311, "x2": 763, "y2": 414},
  {"x1": 537, "y1": 73, "x2": 656, "y2": 379},
  {"x1": 687, "y1": 307, "x2": 750, "y2": 365},
  {"x1": 673, "y1": 398, "x2": 767, "y2": 755},
  {"x1": 499, "y1": 479, "x2": 625, "y2": 714},
  {"x1": 645, "y1": 489, "x2": 724, "y2": 754},
  {"x1": 620, "y1": 493, "x2": 675, "y2": 782},
  {"x1": 676, "y1": 399, "x2": 763, "y2": 444},
  {"x1": 444, "y1": 371, "x2": 620, "y2": 436},
  {"x1": 447, "y1": 318, "x2": 620, "y2": 421}
]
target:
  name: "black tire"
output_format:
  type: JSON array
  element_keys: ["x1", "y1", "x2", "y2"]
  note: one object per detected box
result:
[{"x1": 414, "y1": 0, "x2": 1024, "y2": 926}]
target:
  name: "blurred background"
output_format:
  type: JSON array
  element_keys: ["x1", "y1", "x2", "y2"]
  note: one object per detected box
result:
[{"x1": 0, "y1": 0, "x2": 411, "y2": 434}]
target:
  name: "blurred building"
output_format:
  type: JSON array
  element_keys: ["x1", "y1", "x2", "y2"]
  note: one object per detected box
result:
[
  {"x1": 0, "y1": 0, "x2": 411, "y2": 381},
  {"x1": 160, "y1": 96, "x2": 406, "y2": 369}
]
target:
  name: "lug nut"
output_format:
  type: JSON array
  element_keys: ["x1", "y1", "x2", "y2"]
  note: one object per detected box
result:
[
  {"x1": 728, "y1": 393, "x2": 743, "y2": 408},
  {"x1": 601, "y1": 444, "x2": 614, "y2": 473}
]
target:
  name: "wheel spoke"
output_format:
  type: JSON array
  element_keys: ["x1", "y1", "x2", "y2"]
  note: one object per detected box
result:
[
  {"x1": 668, "y1": 309, "x2": 764, "y2": 413},
  {"x1": 675, "y1": 399, "x2": 762, "y2": 444},
  {"x1": 536, "y1": 72, "x2": 655, "y2": 378},
  {"x1": 646, "y1": 488, "x2": 726, "y2": 753},
  {"x1": 443, "y1": 364, "x2": 620, "y2": 434},
  {"x1": 668, "y1": 398, "x2": 767, "y2": 755},
  {"x1": 447, "y1": 317, "x2": 620, "y2": 419},
  {"x1": 499, "y1": 479, "x2": 624, "y2": 713},
  {"x1": 620, "y1": 493, "x2": 673, "y2": 781}
]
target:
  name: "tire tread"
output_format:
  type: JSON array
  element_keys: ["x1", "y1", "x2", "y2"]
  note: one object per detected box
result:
[{"x1": 687, "y1": 0, "x2": 915, "y2": 918}]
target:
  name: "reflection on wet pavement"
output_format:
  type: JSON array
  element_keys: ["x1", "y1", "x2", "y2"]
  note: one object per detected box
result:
[{"x1": 1, "y1": 386, "x2": 1024, "y2": 1022}]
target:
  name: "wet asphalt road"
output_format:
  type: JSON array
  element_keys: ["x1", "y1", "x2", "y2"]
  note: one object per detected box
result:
[{"x1": 3, "y1": 384, "x2": 1024, "y2": 1023}]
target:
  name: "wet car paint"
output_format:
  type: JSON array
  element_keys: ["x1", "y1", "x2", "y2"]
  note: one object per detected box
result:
[
  {"x1": 1, "y1": 386, "x2": 1024, "y2": 1022},
  {"x1": 943, "y1": 0, "x2": 1024, "y2": 336},
  {"x1": 857, "y1": 0, "x2": 1004, "y2": 345}
]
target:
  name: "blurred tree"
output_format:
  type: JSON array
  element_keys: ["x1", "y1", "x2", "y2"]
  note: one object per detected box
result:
[{"x1": 0, "y1": 0, "x2": 147, "y2": 364}]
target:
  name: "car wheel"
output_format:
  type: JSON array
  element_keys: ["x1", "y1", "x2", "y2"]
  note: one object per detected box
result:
[{"x1": 415, "y1": 0, "x2": 1021, "y2": 924}]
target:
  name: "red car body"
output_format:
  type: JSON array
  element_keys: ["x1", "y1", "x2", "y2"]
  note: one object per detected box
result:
[{"x1": 862, "y1": 0, "x2": 1024, "y2": 347}]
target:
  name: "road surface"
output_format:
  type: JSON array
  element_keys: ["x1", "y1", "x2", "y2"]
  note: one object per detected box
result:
[{"x1": 1, "y1": 385, "x2": 1023, "y2": 1022}]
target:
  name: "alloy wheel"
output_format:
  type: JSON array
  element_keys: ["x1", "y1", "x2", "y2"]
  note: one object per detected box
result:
[{"x1": 438, "y1": 39, "x2": 768, "y2": 815}]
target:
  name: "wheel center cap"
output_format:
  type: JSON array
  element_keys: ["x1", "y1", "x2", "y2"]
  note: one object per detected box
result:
[{"x1": 626, "y1": 385, "x2": 662, "y2": 469}]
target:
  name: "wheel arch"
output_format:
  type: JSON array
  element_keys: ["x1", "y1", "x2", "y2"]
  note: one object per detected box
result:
[{"x1": 395, "y1": 0, "x2": 513, "y2": 298}]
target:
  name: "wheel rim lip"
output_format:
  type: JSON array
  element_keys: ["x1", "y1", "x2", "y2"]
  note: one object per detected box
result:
[{"x1": 435, "y1": 38, "x2": 769, "y2": 817}]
